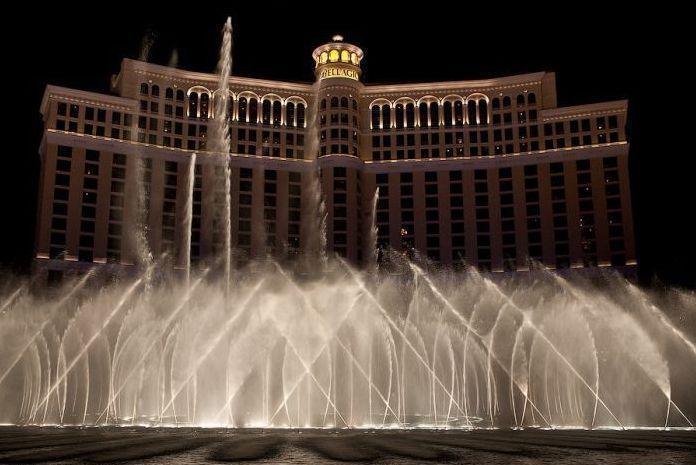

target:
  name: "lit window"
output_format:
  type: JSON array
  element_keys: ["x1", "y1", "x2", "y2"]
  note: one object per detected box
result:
[
  {"x1": 350, "y1": 53, "x2": 358, "y2": 65},
  {"x1": 320, "y1": 52, "x2": 328, "y2": 64},
  {"x1": 341, "y1": 50, "x2": 350, "y2": 62},
  {"x1": 329, "y1": 50, "x2": 339, "y2": 62}
]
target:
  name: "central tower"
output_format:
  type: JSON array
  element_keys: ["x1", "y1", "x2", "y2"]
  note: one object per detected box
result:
[
  {"x1": 311, "y1": 35, "x2": 364, "y2": 159},
  {"x1": 311, "y1": 36, "x2": 366, "y2": 262}
]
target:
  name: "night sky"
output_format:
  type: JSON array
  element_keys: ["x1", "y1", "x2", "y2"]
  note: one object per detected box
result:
[{"x1": 2, "y1": 5, "x2": 693, "y2": 288}]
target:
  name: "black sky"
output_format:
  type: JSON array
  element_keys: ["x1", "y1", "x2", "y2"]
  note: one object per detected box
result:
[{"x1": 2, "y1": 4, "x2": 693, "y2": 288}]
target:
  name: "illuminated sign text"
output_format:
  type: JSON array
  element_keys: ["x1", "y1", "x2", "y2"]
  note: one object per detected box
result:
[{"x1": 319, "y1": 67, "x2": 359, "y2": 81}]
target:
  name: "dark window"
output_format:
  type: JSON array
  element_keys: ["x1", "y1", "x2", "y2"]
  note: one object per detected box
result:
[{"x1": 372, "y1": 106, "x2": 381, "y2": 129}]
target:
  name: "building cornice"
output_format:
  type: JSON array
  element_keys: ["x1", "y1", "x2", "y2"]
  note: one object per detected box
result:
[
  {"x1": 40, "y1": 85, "x2": 136, "y2": 117},
  {"x1": 44, "y1": 129, "x2": 628, "y2": 172},
  {"x1": 362, "y1": 142, "x2": 629, "y2": 172},
  {"x1": 118, "y1": 60, "x2": 556, "y2": 99},
  {"x1": 540, "y1": 100, "x2": 628, "y2": 121},
  {"x1": 44, "y1": 130, "x2": 317, "y2": 171},
  {"x1": 361, "y1": 72, "x2": 549, "y2": 97},
  {"x1": 121, "y1": 59, "x2": 314, "y2": 95}
]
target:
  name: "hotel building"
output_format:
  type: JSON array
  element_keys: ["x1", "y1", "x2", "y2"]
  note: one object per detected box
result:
[{"x1": 35, "y1": 35, "x2": 635, "y2": 276}]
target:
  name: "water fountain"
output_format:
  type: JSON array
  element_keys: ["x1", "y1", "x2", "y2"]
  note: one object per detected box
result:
[
  {"x1": 365, "y1": 187, "x2": 379, "y2": 269},
  {"x1": 181, "y1": 153, "x2": 196, "y2": 286},
  {"x1": 0, "y1": 256, "x2": 694, "y2": 429},
  {"x1": 210, "y1": 17, "x2": 233, "y2": 289},
  {"x1": 302, "y1": 82, "x2": 328, "y2": 268}
]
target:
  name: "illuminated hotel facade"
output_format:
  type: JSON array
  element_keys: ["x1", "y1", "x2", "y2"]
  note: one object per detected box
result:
[{"x1": 35, "y1": 36, "x2": 636, "y2": 276}]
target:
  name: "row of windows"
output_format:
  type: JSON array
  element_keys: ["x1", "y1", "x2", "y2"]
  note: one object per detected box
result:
[
  {"x1": 369, "y1": 120, "x2": 621, "y2": 160},
  {"x1": 47, "y1": 146, "x2": 628, "y2": 268},
  {"x1": 368, "y1": 92, "x2": 535, "y2": 115},
  {"x1": 51, "y1": 148, "x2": 309, "y2": 261},
  {"x1": 55, "y1": 98, "x2": 623, "y2": 163},
  {"x1": 370, "y1": 99, "x2": 490, "y2": 129},
  {"x1": 544, "y1": 116, "x2": 619, "y2": 135},
  {"x1": 371, "y1": 159, "x2": 627, "y2": 268},
  {"x1": 315, "y1": 48, "x2": 360, "y2": 66},
  {"x1": 321, "y1": 97, "x2": 358, "y2": 111},
  {"x1": 140, "y1": 83, "x2": 185, "y2": 101}
]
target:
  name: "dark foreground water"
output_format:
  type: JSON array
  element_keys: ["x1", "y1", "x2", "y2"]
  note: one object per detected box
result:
[{"x1": 0, "y1": 427, "x2": 694, "y2": 464}]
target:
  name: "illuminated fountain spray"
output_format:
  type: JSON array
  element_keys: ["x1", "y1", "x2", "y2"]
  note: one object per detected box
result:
[
  {"x1": 302, "y1": 85, "x2": 327, "y2": 267},
  {"x1": 0, "y1": 257, "x2": 694, "y2": 428},
  {"x1": 210, "y1": 17, "x2": 233, "y2": 290},
  {"x1": 168, "y1": 48, "x2": 179, "y2": 68},
  {"x1": 133, "y1": 27, "x2": 157, "y2": 287},
  {"x1": 365, "y1": 187, "x2": 380, "y2": 269},
  {"x1": 138, "y1": 29, "x2": 156, "y2": 62},
  {"x1": 181, "y1": 153, "x2": 196, "y2": 285}
]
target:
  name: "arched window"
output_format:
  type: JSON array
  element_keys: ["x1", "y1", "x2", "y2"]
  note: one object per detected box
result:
[
  {"x1": 286, "y1": 102, "x2": 295, "y2": 127},
  {"x1": 165, "y1": 87, "x2": 174, "y2": 99},
  {"x1": 249, "y1": 98, "x2": 258, "y2": 123},
  {"x1": 479, "y1": 100, "x2": 488, "y2": 125},
  {"x1": 395, "y1": 104, "x2": 405, "y2": 129},
  {"x1": 272, "y1": 101, "x2": 282, "y2": 127},
  {"x1": 419, "y1": 102, "x2": 429, "y2": 127},
  {"x1": 238, "y1": 97, "x2": 247, "y2": 122},
  {"x1": 467, "y1": 100, "x2": 478, "y2": 125},
  {"x1": 140, "y1": 83, "x2": 148, "y2": 95},
  {"x1": 517, "y1": 94, "x2": 525, "y2": 106},
  {"x1": 341, "y1": 50, "x2": 350, "y2": 62},
  {"x1": 454, "y1": 101, "x2": 464, "y2": 126},
  {"x1": 151, "y1": 85, "x2": 160, "y2": 97},
  {"x1": 406, "y1": 103, "x2": 415, "y2": 128},
  {"x1": 331, "y1": 97, "x2": 339, "y2": 108},
  {"x1": 329, "y1": 49, "x2": 339, "y2": 62},
  {"x1": 188, "y1": 93, "x2": 198, "y2": 118},
  {"x1": 176, "y1": 89, "x2": 184, "y2": 101},
  {"x1": 297, "y1": 103, "x2": 306, "y2": 127},
  {"x1": 443, "y1": 101, "x2": 453, "y2": 127},
  {"x1": 340, "y1": 97, "x2": 348, "y2": 108},
  {"x1": 382, "y1": 104, "x2": 391, "y2": 129},
  {"x1": 200, "y1": 94, "x2": 209, "y2": 119},
  {"x1": 352, "y1": 99, "x2": 358, "y2": 111},
  {"x1": 371, "y1": 106, "x2": 380, "y2": 129},
  {"x1": 527, "y1": 93, "x2": 536, "y2": 104},
  {"x1": 503, "y1": 96, "x2": 511, "y2": 108},
  {"x1": 492, "y1": 98, "x2": 500, "y2": 110},
  {"x1": 429, "y1": 102, "x2": 439, "y2": 127},
  {"x1": 262, "y1": 100, "x2": 271, "y2": 124},
  {"x1": 320, "y1": 52, "x2": 328, "y2": 64},
  {"x1": 321, "y1": 99, "x2": 327, "y2": 110}
]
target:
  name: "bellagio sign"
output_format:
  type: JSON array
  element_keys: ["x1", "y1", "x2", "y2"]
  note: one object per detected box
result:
[{"x1": 319, "y1": 67, "x2": 359, "y2": 81}]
